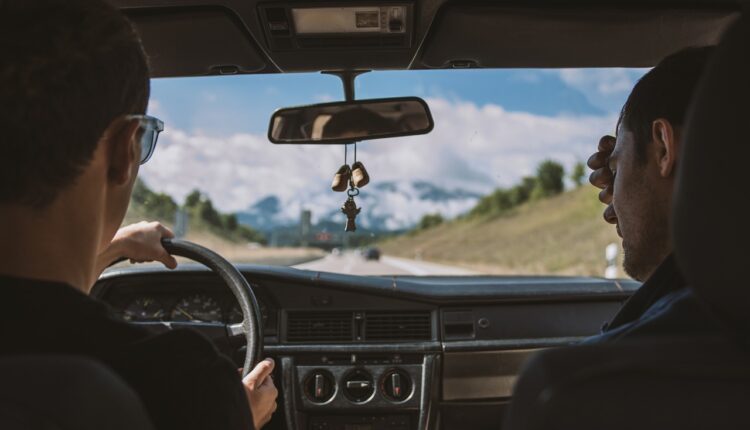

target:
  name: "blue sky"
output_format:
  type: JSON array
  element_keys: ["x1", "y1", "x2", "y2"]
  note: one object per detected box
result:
[
  {"x1": 149, "y1": 68, "x2": 640, "y2": 135},
  {"x1": 141, "y1": 68, "x2": 647, "y2": 222}
]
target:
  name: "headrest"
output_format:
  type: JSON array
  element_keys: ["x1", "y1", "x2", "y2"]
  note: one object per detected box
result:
[{"x1": 674, "y1": 15, "x2": 750, "y2": 330}]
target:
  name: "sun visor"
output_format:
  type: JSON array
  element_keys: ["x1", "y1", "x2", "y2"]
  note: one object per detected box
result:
[
  {"x1": 421, "y1": 5, "x2": 739, "y2": 68},
  {"x1": 125, "y1": 8, "x2": 267, "y2": 77}
]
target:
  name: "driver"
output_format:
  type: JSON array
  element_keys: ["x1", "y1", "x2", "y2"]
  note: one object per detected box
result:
[
  {"x1": 0, "y1": 1, "x2": 277, "y2": 429},
  {"x1": 584, "y1": 46, "x2": 724, "y2": 342}
]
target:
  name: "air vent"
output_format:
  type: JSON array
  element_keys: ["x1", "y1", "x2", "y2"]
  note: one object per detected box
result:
[
  {"x1": 366, "y1": 312, "x2": 432, "y2": 341},
  {"x1": 287, "y1": 311, "x2": 353, "y2": 342}
]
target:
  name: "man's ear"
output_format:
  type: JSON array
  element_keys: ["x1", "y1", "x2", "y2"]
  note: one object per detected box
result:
[
  {"x1": 651, "y1": 118, "x2": 679, "y2": 178},
  {"x1": 105, "y1": 118, "x2": 140, "y2": 186}
]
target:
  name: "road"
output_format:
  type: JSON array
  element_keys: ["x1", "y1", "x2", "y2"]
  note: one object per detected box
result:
[{"x1": 293, "y1": 251, "x2": 477, "y2": 276}]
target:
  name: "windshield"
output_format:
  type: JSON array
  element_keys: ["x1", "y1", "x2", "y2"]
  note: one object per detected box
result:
[{"x1": 126, "y1": 68, "x2": 647, "y2": 277}]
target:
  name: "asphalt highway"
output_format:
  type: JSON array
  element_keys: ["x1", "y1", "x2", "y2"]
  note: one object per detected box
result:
[{"x1": 293, "y1": 251, "x2": 476, "y2": 276}]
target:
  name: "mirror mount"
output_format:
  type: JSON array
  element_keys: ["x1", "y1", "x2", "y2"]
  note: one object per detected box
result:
[{"x1": 321, "y1": 70, "x2": 371, "y2": 102}]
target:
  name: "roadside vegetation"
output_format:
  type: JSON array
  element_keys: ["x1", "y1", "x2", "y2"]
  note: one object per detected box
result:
[
  {"x1": 127, "y1": 179, "x2": 265, "y2": 244},
  {"x1": 122, "y1": 179, "x2": 324, "y2": 265},
  {"x1": 383, "y1": 160, "x2": 623, "y2": 276}
]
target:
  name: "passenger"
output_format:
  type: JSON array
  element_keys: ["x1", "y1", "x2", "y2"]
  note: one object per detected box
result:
[
  {"x1": 585, "y1": 46, "x2": 724, "y2": 342},
  {"x1": 0, "y1": 1, "x2": 277, "y2": 429}
]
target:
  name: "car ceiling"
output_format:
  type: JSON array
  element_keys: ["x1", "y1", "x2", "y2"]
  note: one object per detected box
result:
[{"x1": 112, "y1": 0, "x2": 745, "y2": 78}]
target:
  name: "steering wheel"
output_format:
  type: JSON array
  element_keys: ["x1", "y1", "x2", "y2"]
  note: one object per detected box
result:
[{"x1": 160, "y1": 238, "x2": 263, "y2": 377}]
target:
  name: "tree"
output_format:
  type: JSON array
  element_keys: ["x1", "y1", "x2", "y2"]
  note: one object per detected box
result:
[
  {"x1": 417, "y1": 213, "x2": 444, "y2": 231},
  {"x1": 534, "y1": 160, "x2": 565, "y2": 198},
  {"x1": 238, "y1": 225, "x2": 266, "y2": 244},
  {"x1": 508, "y1": 176, "x2": 537, "y2": 206},
  {"x1": 223, "y1": 213, "x2": 239, "y2": 231},
  {"x1": 130, "y1": 178, "x2": 177, "y2": 220},
  {"x1": 184, "y1": 190, "x2": 202, "y2": 208},
  {"x1": 571, "y1": 162, "x2": 586, "y2": 187},
  {"x1": 198, "y1": 198, "x2": 222, "y2": 227},
  {"x1": 131, "y1": 178, "x2": 150, "y2": 205}
]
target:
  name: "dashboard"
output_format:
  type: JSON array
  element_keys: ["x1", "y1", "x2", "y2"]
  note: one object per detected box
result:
[{"x1": 94, "y1": 264, "x2": 638, "y2": 430}]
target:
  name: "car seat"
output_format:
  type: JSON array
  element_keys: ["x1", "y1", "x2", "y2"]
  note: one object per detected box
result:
[{"x1": 0, "y1": 355, "x2": 154, "y2": 430}]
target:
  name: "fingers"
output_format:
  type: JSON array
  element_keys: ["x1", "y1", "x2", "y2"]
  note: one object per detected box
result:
[
  {"x1": 243, "y1": 358, "x2": 275, "y2": 390},
  {"x1": 603, "y1": 204, "x2": 617, "y2": 224},
  {"x1": 156, "y1": 223, "x2": 175, "y2": 239},
  {"x1": 586, "y1": 150, "x2": 609, "y2": 170},
  {"x1": 597, "y1": 135, "x2": 616, "y2": 152},
  {"x1": 155, "y1": 224, "x2": 177, "y2": 269},
  {"x1": 244, "y1": 360, "x2": 279, "y2": 429},
  {"x1": 588, "y1": 135, "x2": 616, "y2": 195},
  {"x1": 259, "y1": 373, "x2": 278, "y2": 396},
  {"x1": 159, "y1": 253, "x2": 178, "y2": 270},
  {"x1": 589, "y1": 167, "x2": 613, "y2": 190}
]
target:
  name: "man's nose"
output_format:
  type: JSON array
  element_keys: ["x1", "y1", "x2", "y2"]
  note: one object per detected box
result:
[{"x1": 603, "y1": 204, "x2": 617, "y2": 224}]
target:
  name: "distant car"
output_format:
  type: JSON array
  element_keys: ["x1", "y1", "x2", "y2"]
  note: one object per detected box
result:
[
  {"x1": 362, "y1": 247, "x2": 381, "y2": 261},
  {"x1": 331, "y1": 247, "x2": 341, "y2": 256}
]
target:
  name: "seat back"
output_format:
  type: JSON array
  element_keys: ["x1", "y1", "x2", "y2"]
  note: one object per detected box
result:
[
  {"x1": 673, "y1": 13, "x2": 750, "y2": 332},
  {"x1": 505, "y1": 336, "x2": 750, "y2": 430},
  {"x1": 0, "y1": 355, "x2": 154, "y2": 430}
]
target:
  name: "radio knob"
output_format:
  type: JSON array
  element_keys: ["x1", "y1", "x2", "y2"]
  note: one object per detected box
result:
[
  {"x1": 382, "y1": 369, "x2": 412, "y2": 402},
  {"x1": 304, "y1": 370, "x2": 335, "y2": 403},
  {"x1": 342, "y1": 369, "x2": 374, "y2": 403}
]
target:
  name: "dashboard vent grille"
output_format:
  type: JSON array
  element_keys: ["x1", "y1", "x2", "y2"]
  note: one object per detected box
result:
[
  {"x1": 366, "y1": 312, "x2": 432, "y2": 341},
  {"x1": 286, "y1": 311, "x2": 352, "y2": 342}
]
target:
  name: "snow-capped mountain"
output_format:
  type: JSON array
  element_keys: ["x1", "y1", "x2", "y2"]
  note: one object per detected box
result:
[{"x1": 237, "y1": 180, "x2": 482, "y2": 232}]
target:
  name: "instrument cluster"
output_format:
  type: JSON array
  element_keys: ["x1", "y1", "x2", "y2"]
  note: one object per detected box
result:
[{"x1": 119, "y1": 292, "x2": 268, "y2": 325}]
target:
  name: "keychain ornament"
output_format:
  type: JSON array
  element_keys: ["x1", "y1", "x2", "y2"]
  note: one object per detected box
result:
[
  {"x1": 331, "y1": 164, "x2": 351, "y2": 192},
  {"x1": 341, "y1": 189, "x2": 362, "y2": 232},
  {"x1": 331, "y1": 143, "x2": 369, "y2": 232},
  {"x1": 351, "y1": 161, "x2": 369, "y2": 188}
]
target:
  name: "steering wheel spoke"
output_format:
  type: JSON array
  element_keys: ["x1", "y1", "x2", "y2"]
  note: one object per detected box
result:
[{"x1": 227, "y1": 322, "x2": 246, "y2": 337}]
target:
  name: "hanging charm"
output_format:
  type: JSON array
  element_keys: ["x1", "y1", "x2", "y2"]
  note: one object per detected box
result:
[{"x1": 341, "y1": 188, "x2": 361, "y2": 232}]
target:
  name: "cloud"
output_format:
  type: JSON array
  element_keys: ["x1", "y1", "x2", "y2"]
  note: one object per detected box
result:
[
  {"x1": 556, "y1": 68, "x2": 649, "y2": 113},
  {"x1": 138, "y1": 97, "x2": 616, "y2": 219}
]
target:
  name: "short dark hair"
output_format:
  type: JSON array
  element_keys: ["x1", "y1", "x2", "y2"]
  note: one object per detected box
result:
[
  {"x1": 618, "y1": 46, "x2": 714, "y2": 162},
  {"x1": 0, "y1": 0, "x2": 150, "y2": 207}
]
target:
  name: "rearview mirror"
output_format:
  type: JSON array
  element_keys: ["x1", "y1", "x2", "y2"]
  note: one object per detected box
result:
[{"x1": 268, "y1": 97, "x2": 434, "y2": 144}]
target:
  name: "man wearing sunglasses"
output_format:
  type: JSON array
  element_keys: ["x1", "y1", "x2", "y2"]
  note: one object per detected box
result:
[{"x1": 0, "y1": 1, "x2": 277, "y2": 429}]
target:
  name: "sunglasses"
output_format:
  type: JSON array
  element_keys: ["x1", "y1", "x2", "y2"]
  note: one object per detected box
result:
[{"x1": 125, "y1": 114, "x2": 164, "y2": 164}]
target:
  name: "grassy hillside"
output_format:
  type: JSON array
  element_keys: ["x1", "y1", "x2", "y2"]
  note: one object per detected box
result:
[{"x1": 380, "y1": 186, "x2": 623, "y2": 277}]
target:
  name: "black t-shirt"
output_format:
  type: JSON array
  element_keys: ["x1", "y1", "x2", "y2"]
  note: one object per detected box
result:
[{"x1": 0, "y1": 275, "x2": 254, "y2": 430}]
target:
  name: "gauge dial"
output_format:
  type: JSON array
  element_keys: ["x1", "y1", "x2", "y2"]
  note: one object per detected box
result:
[
  {"x1": 228, "y1": 305, "x2": 243, "y2": 324},
  {"x1": 228, "y1": 302, "x2": 268, "y2": 325},
  {"x1": 170, "y1": 294, "x2": 222, "y2": 322},
  {"x1": 123, "y1": 297, "x2": 166, "y2": 321}
]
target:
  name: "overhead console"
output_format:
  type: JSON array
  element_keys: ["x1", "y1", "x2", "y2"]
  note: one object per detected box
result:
[
  {"x1": 258, "y1": 3, "x2": 416, "y2": 71},
  {"x1": 421, "y1": 4, "x2": 740, "y2": 68}
]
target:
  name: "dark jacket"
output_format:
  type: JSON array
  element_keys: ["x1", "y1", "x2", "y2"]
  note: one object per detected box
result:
[{"x1": 584, "y1": 253, "x2": 725, "y2": 343}]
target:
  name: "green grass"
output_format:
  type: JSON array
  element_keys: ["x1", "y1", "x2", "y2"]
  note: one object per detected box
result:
[{"x1": 379, "y1": 186, "x2": 623, "y2": 276}]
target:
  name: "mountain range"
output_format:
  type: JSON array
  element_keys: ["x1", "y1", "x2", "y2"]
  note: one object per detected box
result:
[{"x1": 237, "y1": 180, "x2": 483, "y2": 233}]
